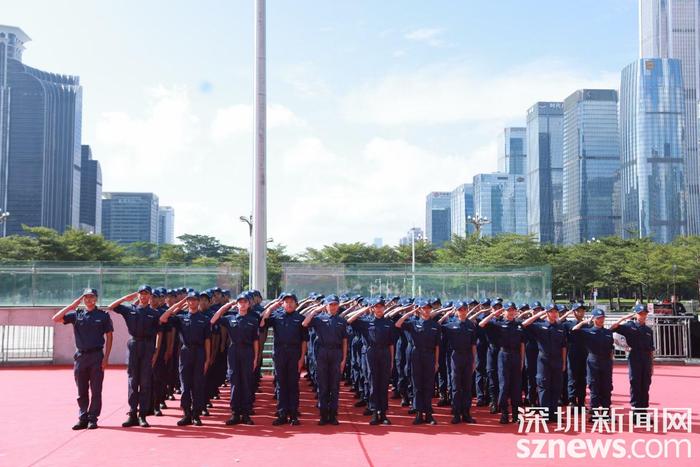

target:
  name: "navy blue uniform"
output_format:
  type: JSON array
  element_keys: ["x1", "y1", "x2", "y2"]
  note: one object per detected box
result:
[
  {"x1": 220, "y1": 312, "x2": 259, "y2": 416},
  {"x1": 63, "y1": 309, "x2": 113, "y2": 423},
  {"x1": 484, "y1": 318, "x2": 502, "y2": 407},
  {"x1": 266, "y1": 310, "x2": 308, "y2": 417},
  {"x1": 352, "y1": 317, "x2": 396, "y2": 413},
  {"x1": 615, "y1": 321, "x2": 654, "y2": 409},
  {"x1": 170, "y1": 311, "x2": 211, "y2": 416},
  {"x1": 562, "y1": 320, "x2": 589, "y2": 407},
  {"x1": 473, "y1": 312, "x2": 490, "y2": 403},
  {"x1": 523, "y1": 325, "x2": 539, "y2": 405},
  {"x1": 528, "y1": 320, "x2": 567, "y2": 418},
  {"x1": 308, "y1": 313, "x2": 348, "y2": 413},
  {"x1": 576, "y1": 326, "x2": 614, "y2": 410},
  {"x1": 113, "y1": 304, "x2": 161, "y2": 417},
  {"x1": 152, "y1": 305, "x2": 171, "y2": 412},
  {"x1": 486, "y1": 319, "x2": 525, "y2": 417},
  {"x1": 401, "y1": 318, "x2": 440, "y2": 414},
  {"x1": 442, "y1": 317, "x2": 477, "y2": 417}
]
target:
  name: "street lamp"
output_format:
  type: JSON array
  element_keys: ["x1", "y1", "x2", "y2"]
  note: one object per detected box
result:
[
  {"x1": 240, "y1": 215, "x2": 253, "y2": 289},
  {"x1": 0, "y1": 211, "x2": 9, "y2": 223},
  {"x1": 467, "y1": 213, "x2": 490, "y2": 238}
]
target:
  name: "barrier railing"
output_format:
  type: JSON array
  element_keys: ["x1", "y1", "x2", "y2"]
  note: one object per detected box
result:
[
  {"x1": 609, "y1": 315, "x2": 693, "y2": 360},
  {"x1": 0, "y1": 325, "x2": 53, "y2": 363}
]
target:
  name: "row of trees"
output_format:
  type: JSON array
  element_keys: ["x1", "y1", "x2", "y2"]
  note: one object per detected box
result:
[{"x1": 1, "y1": 227, "x2": 698, "y2": 303}]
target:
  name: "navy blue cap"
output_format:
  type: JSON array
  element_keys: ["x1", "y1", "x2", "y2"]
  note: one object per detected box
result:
[
  {"x1": 429, "y1": 297, "x2": 441, "y2": 306},
  {"x1": 178, "y1": 287, "x2": 187, "y2": 294},
  {"x1": 545, "y1": 303, "x2": 558, "y2": 312},
  {"x1": 571, "y1": 302, "x2": 586, "y2": 310},
  {"x1": 494, "y1": 297, "x2": 503, "y2": 303},
  {"x1": 415, "y1": 298, "x2": 431, "y2": 308},
  {"x1": 280, "y1": 292, "x2": 298, "y2": 302},
  {"x1": 236, "y1": 293, "x2": 250, "y2": 302},
  {"x1": 503, "y1": 301, "x2": 516, "y2": 310},
  {"x1": 156, "y1": 287, "x2": 167, "y2": 295},
  {"x1": 557, "y1": 304, "x2": 567, "y2": 312},
  {"x1": 152, "y1": 289, "x2": 163, "y2": 297},
  {"x1": 443, "y1": 301, "x2": 453, "y2": 308},
  {"x1": 187, "y1": 291, "x2": 199, "y2": 299},
  {"x1": 371, "y1": 297, "x2": 386, "y2": 306},
  {"x1": 308, "y1": 292, "x2": 318, "y2": 299},
  {"x1": 633, "y1": 304, "x2": 648, "y2": 314},
  {"x1": 251, "y1": 290, "x2": 262, "y2": 298},
  {"x1": 222, "y1": 289, "x2": 231, "y2": 297},
  {"x1": 211, "y1": 287, "x2": 222, "y2": 294},
  {"x1": 390, "y1": 295, "x2": 401, "y2": 302},
  {"x1": 467, "y1": 298, "x2": 479, "y2": 306},
  {"x1": 530, "y1": 301, "x2": 543, "y2": 310},
  {"x1": 455, "y1": 301, "x2": 468, "y2": 310},
  {"x1": 82, "y1": 288, "x2": 98, "y2": 297},
  {"x1": 339, "y1": 294, "x2": 349, "y2": 301},
  {"x1": 198, "y1": 290, "x2": 211, "y2": 299},
  {"x1": 492, "y1": 301, "x2": 503, "y2": 309},
  {"x1": 480, "y1": 298, "x2": 491, "y2": 306},
  {"x1": 138, "y1": 285, "x2": 152, "y2": 294},
  {"x1": 186, "y1": 288, "x2": 195, "y2": 294},
  {"x1": 591, "y1": 308, "x2": 605, "y2": 318},
  {"x1": 315, "y1": 294, "x2": 325, "y2": 301},
  {"x1": 517, "y1": 303, "x2": 530, "y2": 312},
  {"x1": 166, "y1": 289, "x2": 177, "y2": 296},
  {"x1": 324, "y1": 294, "x2": 340, "y2": 304}
]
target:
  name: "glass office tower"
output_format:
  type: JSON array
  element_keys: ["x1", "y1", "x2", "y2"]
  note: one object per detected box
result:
[
  {"x1": 640, "y1": 0, "x2": 700, "y2": 234},
  {"x1": 497, "y1": 127, "x2": 527, "y2": 175},
  {"x1": 79, "y1": 145, "x2": 102, "y2": 234},
  {"x1": 102, "y1": 193, "x2": 159, "y2": 244},
  {"x1": 0, "y1": 25, "x2": 83, "y2": 236},
  {"x1": 450, "y1": 183, "x2": 475, "y2": 237},
  {"x1": 562, "y1": 89, "x2": 621, "y2": 244},
  {"x1": 526, "y1": 102, "x2": 564, "y2": 244},
  {"x1": 473, "y1": 173, "x2": 527, "y2": 237},
  {"x1": 425, "y1": 192, "x2": 451, "y2": 246},
  {"x1": 620, "y1": 59, "x2": 687, "y2": 242}
]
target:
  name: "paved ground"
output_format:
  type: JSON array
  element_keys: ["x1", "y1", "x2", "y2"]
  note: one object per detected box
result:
[{"x1": 1, "y1": 364, "x2": 699, "y2": 466}]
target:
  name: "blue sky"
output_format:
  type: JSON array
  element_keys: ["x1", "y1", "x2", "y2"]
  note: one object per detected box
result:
[{"x1": 4, "y1": 0, "x2": 638, "y2": 252}]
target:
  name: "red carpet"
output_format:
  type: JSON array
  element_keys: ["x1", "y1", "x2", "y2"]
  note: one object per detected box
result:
[{"x1": 1, "y1": 364, "x2": 699, "y2": 466}]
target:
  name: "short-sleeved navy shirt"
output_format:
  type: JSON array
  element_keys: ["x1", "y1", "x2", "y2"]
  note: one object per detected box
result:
[
  {"x1": 220, "y1": 312, "x2": 259, "y2": 346},
  {"x1": 113, "y1": 303, "x2": 161, "y2": 339},
  {"x1": 352, "y1": 316, "x2": 397, "y2": 349},
  {"x1": 577, "y1": 326, "x2": 614, "y2": 359},
  {"x1": 309, "y1": 313, "x2": 348, "y2": 348},
  {"x1": 401, "y1": 318, "x2": 440, "y2": 352},
  {"x1": 63, "y1": 308, "x2": 114, "y2": 351},
  {"x1": 442, "y1": 317, "x2": 477, "y2": 353},
  {"x1": 267, "y1": 310, "x2": 308, "y2": 346},
  {"x1": 615, "y1": 321, "x2": 655, "y2": 354},
  {"x1": 528, "y1": 320, "x2": 567, "y2": 364},
  {"x1": 491, "y1": 319, "x2": 525, "y2": 352},
  {"x1": 170, "y1": 312, "x2": 212, "y2": 347}
]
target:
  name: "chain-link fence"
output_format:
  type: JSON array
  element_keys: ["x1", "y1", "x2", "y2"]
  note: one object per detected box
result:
[
  {"x1": 0, "y1": 262, "x2": 243, "y2": 306},
  {"x1": 282, "y1": 263, "x2": 551, "y2": 303}
]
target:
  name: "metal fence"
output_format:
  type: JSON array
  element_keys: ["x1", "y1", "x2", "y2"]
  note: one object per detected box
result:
[
  {"x1": 0, "y1": 262, "x2": 243, "y2": 307},
  {"x1": 609, "y1": 315, "x2": 693, "y2": 360},
  {"x1": 282, "y1": 263, "x2": 552, "y2": 304},
  {"x1": 0, "y1": 325, "x2": 53, "y2": 363}
]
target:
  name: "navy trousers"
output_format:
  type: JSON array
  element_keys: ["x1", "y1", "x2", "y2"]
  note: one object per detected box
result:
[
  {"x1": 229, "y1": 344, "x2": 255, "y2": 415},
  {"x1": 179, "y1": 346, "x2": 206, "y2": 416},
  {"x1": 126, "y1": 338, "x2": 155, "y2": 417},
  {"x1": 74, "y1": 350, "x2": 104, "y2": 422},
  {"x1": 273, "y1": 346, "x2": 302, "y2": 416},
  {"x1": 411, "y1": 348, "x2": 436, "y2": 414},
  {"x1": 316, "y1": 347, "x2": 343, "y2": 411},
  {"x1": 498, "y1": 351, "x2": 521, "y2": 416},
  {"x1": 449, "y1": 351, "x2": 474, "y2": 415}
]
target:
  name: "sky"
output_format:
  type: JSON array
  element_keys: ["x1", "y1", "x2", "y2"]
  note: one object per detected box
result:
[{"x1": 3, "y1": 0, "x2": 638, "y2": 253}]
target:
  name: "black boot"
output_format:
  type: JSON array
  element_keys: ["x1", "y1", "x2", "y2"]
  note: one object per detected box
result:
[
  {"x1": 412, "y1": 412, "x2": 425, "y2": 425},
  {"x1": 154, "y1": 407, "x2": 163, "y2": 416},
  {"x1": 328, "y1": 410, "x2": 339, "y2": 426},
  {"x1": 499, "y1": 413, "x2": 510, "y2": 424},
  {"x1": 225, "y1": 413, "x2": 241, "y2": 425},
  {"x1": 122, "y1": 413, "x2": 138, "y2": 428},
  {"x1": 462, "y1": 410, "x2": 476, "y2": 424},
  {"x1": 177, "y1": 414, "x2": 193, "y2": 426},
  {"x1": 437, "y1": 392, "x2": 450, "y2": 407},
  {"x1": 289, "y1": 412, "x2": 300, "y2": 426},
  {"x1": 380, "y1": 412, "x2": 392, "y2": 425},
  {"x1": 425, "y1": 413, "x2": 437, "y2": 425},
  {"x1": 369, "y1": 411, "x2": 381, "y2": 425},
  {"x1": 489, "y1": 403, "x2": 498, "y2": 414},
  {"x1": 138, "y1": 416, "x2": 150, "y2": 427},
  {"x1": 450, "y1": 413, "x2": 461, "y2": 424},
  {"x1": 272, "y1": 413, "x2": 288, "y2": 426},
  {"x1": 400, "y1": 396, "x2": 410, "y2": 407},
  {"x1": 241, "y1": 414, "x2": 254, "y2": 425},
  {"x1": 318, "y1": 409, "x2": 328, "y2": 426},
  {"x1": 476, "y1": 399, "x2": 488, "y2": 407},
  {"x1": 192, "y1": 414, "x2": 202, "y2": 426},
  {"x1": 72, "y1": 420, "x2": 88, "y2": 430}
]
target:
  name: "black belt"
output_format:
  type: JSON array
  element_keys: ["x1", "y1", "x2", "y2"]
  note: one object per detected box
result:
[{"x1": 76, "y1": 347, "x2": 102, "y2": 354}]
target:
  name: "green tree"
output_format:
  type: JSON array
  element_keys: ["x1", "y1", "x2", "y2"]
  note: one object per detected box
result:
[{"x1": 178, "y1": 234, "x2": 234, "y2": 260}]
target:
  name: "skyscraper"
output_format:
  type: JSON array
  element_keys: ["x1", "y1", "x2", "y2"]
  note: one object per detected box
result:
[
  {"x1": 562, "y1": 90, "x2": 621, "y2": 244},
  {"x1": 498, "y1": 127, "x2": 527, "y2": 175},
  {"x1": 473, "y1": 173, "x2": 527, "y2": 237},
  {"x1": 425, "y1": 192, "x2": 451, "y2": 246},
  {"x1": 620, "y1": 59, "x2": 687, "y2": 242},
  {"x1": 79, "y1": 145, "x2": 102, "y2": 234},
  {"x1": 0, "y1": 25, "x2": 83, "y2": 237},
  {"x1": 450, "y1": 183, "x2": 475, "y2": 237},
  {"x1": 102, "y1": 192, "x2": 159, "y2": 244},
  {"x1": 526, "y1": 102, "x2": 564, "y2": 244},
  {"x1": 640, "y1": 0, "x2": 700, "y2": 234},
  {"x1": 157, "y1": 206, "x2": 175, "y2": 244}
]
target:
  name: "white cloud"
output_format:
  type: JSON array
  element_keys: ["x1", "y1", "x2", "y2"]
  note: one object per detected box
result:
[
  {"x1": 404, "y1": 28, "x2": 445, "y2": 47},
  {"x1": 210, "y1": 103, "x2": 307, "y2": 142},
  {"x1": 341, "y1": 60, "x2": 620, "y2": 125}
]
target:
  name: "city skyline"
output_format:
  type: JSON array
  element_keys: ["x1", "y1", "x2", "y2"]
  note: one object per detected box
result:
[{"x1": 1, "y1": 1, "x2": 639, "y2": 251}]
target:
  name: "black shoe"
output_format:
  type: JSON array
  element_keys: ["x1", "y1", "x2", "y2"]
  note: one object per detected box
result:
[
  {"x1": 499, "y1": 413, "x2": 509, "y2": 424},
  {"x1": 289, "y1": 416, "x2": 300, "y2": 426},
  {"x1": 354, "y1": 400, "x2": 367, "y2": 408},
  {"x1": 272, "y1": 415, "x2": 288, "y2": 426},
  {"x1": 425, "y1": 413, "x2": 437, "y2": 425},
  {"x1": 177, "y1": 416, "x2": 192, "y2": 426},
  {"x1": 154, "y1": 408, "x2": 163, "y2": 417},
  {"x1": 318, "y1": 409, "x2": 328, "y2": 426},
  {"x1": 160, "y1": 402, "x2": 168, "y2": 410},
  {"x1": 249, "y1": 409, "x2": 256, "y2": 415},
  {"x1": 122, "y1": 415, "x2": 138, "y2": 428},
  {"x1": 407, "y1": 408, "x2": 417, "y2": 415},
  {"x1": 169, "y1": 394, "x2": 176, "y2": 401},
  {"x1": 202, "y1": 408, "x2": 210, "y2": 416},
  {"x1": 206, "y1": 402, "x2": 213, "y2": 408},
  {"x1": 226, "y1": 414, "x2": 241, "y2": 425},
  {"x1": 489, "y1": 404, "x2": 498, "y2": 414},
  {"x1": 512, "y1": 416, "x2": 520, "y2": 424},
  {"x1": 213, "y1": 394, "x2": 220, "y2": 400},
  {"x1": 241, "y1": 415, "x2": 254, "y2": 425},
  {"x1": 476, "y1": 399, "x2": 487, "y2": 407},
  {"x1": 193, "y1": 416, "x2": 202, "y2": 426},
  {"x1": 138, "y1": 417, "x2": 150, "y2": 428},
  {"x1": 462, "y1": 412, "x2": 476, "y2": 424},
  {"x1": 369, "y1": 412, "x2": 380, "y2": 425},
  {"x1": 380, "y1": 413, "x2": 392, "y2": 425},
  {"x1": 87, "y1": 421, "x2": 98, "y2": 430},
  {"x1": 412, "y1": 413, "x2": 425, "y2": 425},
  {"x1": 450, "y1": 414, "x2": 461, "y2": 424},
  {"x1": 175, "y1": 389, "x2": 182, "y2": 395},
  {"x1": 400, "y1": 397, "x2": 410, "y2": 407},
  {"x1": 72, "y1": 420, "x2": 88, "y2": 430},
  {"x1": 328, "y1": 411, "x2": 340, "y2": 425},
  {"x1": 437, "y1": 397, "x2": 450, "y2": 407}
]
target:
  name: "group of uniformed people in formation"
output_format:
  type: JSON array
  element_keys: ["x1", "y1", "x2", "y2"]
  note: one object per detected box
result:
[{"x1": 53, "y1": 287, "x2": 655, "y2": 430}]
